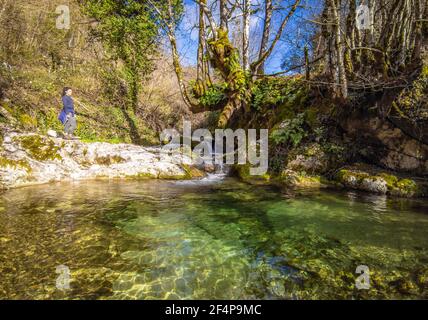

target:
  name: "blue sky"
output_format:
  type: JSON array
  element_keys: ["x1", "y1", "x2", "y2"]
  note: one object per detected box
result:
[{"x1": 174, "y1": 0, "x2": 321, "y2": 74}]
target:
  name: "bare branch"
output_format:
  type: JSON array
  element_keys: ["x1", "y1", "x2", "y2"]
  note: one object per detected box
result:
[{"x1": 250, "y1": 0, "x2": 301, "y2": 73}]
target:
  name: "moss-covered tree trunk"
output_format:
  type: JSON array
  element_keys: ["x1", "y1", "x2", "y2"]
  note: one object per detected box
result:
[
  {"x1": 158, "y1": 0, "x2": 300, "y2": 128},
  {"x1": 207, "y1": 29, "x2": 249, "y2": 127},
  {"x1": 196, "y1": 0, "x2": 208, "y2": 93}
]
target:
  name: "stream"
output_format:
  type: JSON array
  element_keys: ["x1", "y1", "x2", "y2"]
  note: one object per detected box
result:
[{"x1": 0, "y1": 178, "x2": 427, "y2": 299}]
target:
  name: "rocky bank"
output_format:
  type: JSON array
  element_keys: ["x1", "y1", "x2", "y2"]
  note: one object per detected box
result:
[
  {"x1": 1, "y1": 126, "x2": 427, "y2": 198},
  {"x1": 235, "y1": 142, "x2": 428, "y2": 198},
  {"x1": 0, "y1": 128, "x2": 206, "y2": 190}
]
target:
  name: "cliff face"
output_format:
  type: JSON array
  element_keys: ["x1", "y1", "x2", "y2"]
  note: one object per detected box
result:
[
  {"x1": 0, "y1": 128, "x2": 205, "y2": 190},
  {"x1": 342, "y1": 114, "x2": 428, "y2": 175},
  {"x1": 341, "y1": 65, "x2": 428, "y2": 176}
]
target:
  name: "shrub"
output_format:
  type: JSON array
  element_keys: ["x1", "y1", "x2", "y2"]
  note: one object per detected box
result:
[{"x1": 271, "y1": 113, "x2": 307, "y2": 147}]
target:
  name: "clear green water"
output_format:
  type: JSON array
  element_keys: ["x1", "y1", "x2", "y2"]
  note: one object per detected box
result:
[{"x1": 0, "y1": 179, "x2": 427, "y2": 300}]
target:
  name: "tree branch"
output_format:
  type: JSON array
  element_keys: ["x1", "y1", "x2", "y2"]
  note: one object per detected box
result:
[{"x1": 250, "y1": 0, "x2": 301, "y2": 73}]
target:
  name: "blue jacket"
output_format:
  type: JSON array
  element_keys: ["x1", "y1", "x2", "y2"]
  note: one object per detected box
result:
[
  {"x1": 58, "y1": 110, "x2": 67, "y2": 124},
  {"x1": 58, "y1": 95, "x2": 75, "y2": 124},
  {"x1": 62, "y1": 95, "x2": 75, "y2": 116}
]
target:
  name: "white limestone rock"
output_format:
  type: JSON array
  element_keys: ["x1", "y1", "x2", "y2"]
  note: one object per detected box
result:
[{"x1": 0, "y1": 131, "x2": 205, "y2": 189}]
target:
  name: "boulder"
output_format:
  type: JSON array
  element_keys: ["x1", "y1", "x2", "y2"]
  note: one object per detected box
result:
[{"x1": 336, "y1": 164, "x2": 427, "y2": 197}]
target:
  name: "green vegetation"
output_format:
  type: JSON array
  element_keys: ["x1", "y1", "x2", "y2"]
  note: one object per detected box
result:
[
  {"x1": 158, "y1": 165, "x2": 205, "y2": 180},
  {"x1": 197, "y1": 83, "x2": 228, "y2": 107},
  {"x1": 0, "y1": 0, "x2": 426, "y2": 199},
  {"x1": 95, "y1": 155, "x2": 126, "y2": 166},
  {"x1": 337, "y1": 168, "x2": 421, "y2": 197},
  {"x1": 15, "y1": 135, "x2": 61, "y2": 162},
  {"x1": 0, "y1": 0, "x2": 185, "y2": 146},
  {"x1": 181, "y1": 164, "x2": 205, "y2": 179},
  {"x1": 83, "y1": 0, "x2": 171, "y2": 109},
  {"x1": 392, "y1": 62, "x2": 428, "y2": 121},
  {"x1": 0, "y1": 156, "x2": 32, "y2": 173},
  {"x1": 125, "y1": 172, "x2": 158, "y2": 180},
  {"x1": 251, "y1": 77, "x2": 307, "y2": 113},
  {"x1": 234, "y1": 163, "x2": 271, "y2": 185},
  {"x1": 271, "y1": 113, "x2": 307, "y2": 147},
  {"x1": 379, "y1": 173, "x2": 419, "y2": 197}
]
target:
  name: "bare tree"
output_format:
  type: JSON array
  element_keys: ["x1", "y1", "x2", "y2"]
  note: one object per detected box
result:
[
  {"x1": 242, "y1": 0, "x2": 251, "y2": 71},
  {"x1": 328, "y1": 0, "x2": 348, "y2": 98},
  {"x1": 256, "y1": 0, "x2": 272, "y2": 75},
  {"x1": 250, "y1": 0, "x2": 301, "y2": 74}
]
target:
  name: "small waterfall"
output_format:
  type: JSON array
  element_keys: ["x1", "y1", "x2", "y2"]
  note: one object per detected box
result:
[
  {"x1": 174, "y1": 151, "x2": 229, "y2": 185},
  {"x1": 200, "y1": 152, "x2": 230, "y2": 182}
]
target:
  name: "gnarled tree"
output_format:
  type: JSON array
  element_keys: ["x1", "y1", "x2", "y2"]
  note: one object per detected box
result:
[{"x1": 148, "y1": 0, "x2": 301, "y2": 128}]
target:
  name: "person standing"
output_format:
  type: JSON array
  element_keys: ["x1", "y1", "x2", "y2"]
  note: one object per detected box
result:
[{"x1": 59, "y1": 87, "x2": 78, "y2": 140}]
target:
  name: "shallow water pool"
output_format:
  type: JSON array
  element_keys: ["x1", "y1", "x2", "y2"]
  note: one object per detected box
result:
[{"x1": 0, "y1": 179, "x2": 427, "y2": 299}]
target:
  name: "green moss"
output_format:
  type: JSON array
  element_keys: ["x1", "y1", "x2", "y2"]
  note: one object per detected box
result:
[
  {"x1": 95, "y1": 155, "x2": 126, "y2": 166},
  {"x1": 378, "y1": 173, "x2": 417, "y2": 196},
  {"x1": 207, "y1": 29, "x2": 247, "y2": 97},
  {"x1": 206, "y1": 28, "x2": 251, "y2": 127},
  {"x1": 157, "y1": 173, "x2": 189, "y2": 180},
  {"x1": 305, "y1": 107, "x2": 319, "y2": 128},
  {"x1": 2, "y1": 103, "x2": 14, "y2": 115},
  {"x1": 338, "y1": 169, "x2": 420, "y2": 197},
  {"x1": 344, "y1": 50, "x2": 353, "y2": 75},
  {"x1": 396, "y1": 179, "x2": 418, "y2": 196},
  {"x1": 0, "y1": 156, "x2": 32, "y2": 173},
  {"x1": 273, "y1": 169, "x2": 331, "y2": 188},
  {"x1": 296, "y1": 174, "x2": 322, "y2": 186},
  {"x1": 234, "y1": 164, "x2": 270, "y2": 185},
  {"x1": 15, "y1": 135, "x2": 62, "y2": 161},
  {"x1": 18, "y1": 114, "x2": 38, "y2": 129},
  {"x1": 421, "y1": 65, "x2": 428, "y2": 78},
  {"x1": 416, "y1": 268, "x2": 428, "y2": 287},
  {"x1": 181, "y1": 164, "x2": 205, "y2": 179},
  {"x1": 80, "y1": 137, "x2": 126, "y2": 144},
  {"x1": 337, "y1": 169, "x2": 369, "y2": 183},
  {"x1": 392, "y1": 63, "x2": 428, "y2": 121},
  {"x1": 126, "y1": 172, "x2": 157, "y2": 180},
  {"x1": 275, "y1": 171, "x2": 323, "y2": 187},
  {"x1": 378, "y1": 173, "x2": 399, "y2": 187}
]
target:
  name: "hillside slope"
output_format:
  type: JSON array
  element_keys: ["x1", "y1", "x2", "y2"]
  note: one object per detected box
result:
[{"x1": 0, "y1": 0, "x2": 199, "y2": 145}]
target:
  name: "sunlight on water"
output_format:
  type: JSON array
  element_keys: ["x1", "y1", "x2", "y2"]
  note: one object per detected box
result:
[{"x1": 0, "y1": 179, "x2": 427, "y2": 299}]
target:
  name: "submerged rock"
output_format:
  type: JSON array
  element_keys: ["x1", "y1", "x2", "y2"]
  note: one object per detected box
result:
[{"x1": 0, "y1": 131, "x2": 206, "y2": 189}]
